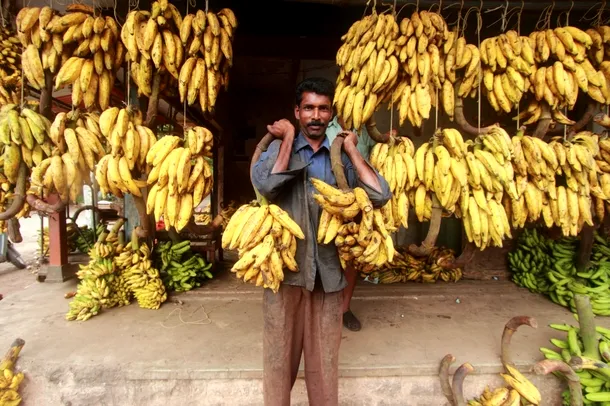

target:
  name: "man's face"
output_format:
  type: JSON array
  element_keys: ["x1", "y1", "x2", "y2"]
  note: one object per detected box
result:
[{"x1": 294, "y1": 91, "x2": 333, "y2": 140}]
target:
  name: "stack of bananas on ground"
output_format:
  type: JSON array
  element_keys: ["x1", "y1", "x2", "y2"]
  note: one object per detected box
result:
[
  {"x1": 68, "y1": 223, "x2": 105, "y2": 253},
  {"x1": 517, "y1": 26, "x2": 610, "y2": 123},
  {"x1": 468, "y1": 363, "x2": 541, "y2": 406},
  {"x1": 0, "y1": 26, "x2": 22, "y2": 107},
  {"x1": 0, "y1": 103, "x2": 53, "y2": 173},
  {"x1": 509, "y1": 227, "x2": 610, "y2": 315},
  {"x1": 118, "y1": 230, "x2": 167, "y2": 310},
  {"x1": 17, "y1": 5, "x2": 124, "y2": 110},
  {"x1": 0, "y1": 339, "x2": 26, "y2": 406},
  {"x1": 540, "y1": 310, "x2": 610, "y2": 404},
  {"x1": 510, "y1": 131, "x2": 599, "y2": 236},
  {"x1": 121, "y1": 1, "x2": 185, "y2": 99},
  {"x1": 178, "y1": 8, "x2": 237, "y2": 113},
  {"x1": 145, "y1": 127, "x2": 214, "y2": 231},
  {"x1": 366, "y1": 247, "x2": 463, "y2": 284},
  {"x1": 66, "y1": 221, "x2": 127, "y2": 321},
  {"x1": 334, "y1": 9, "x2": 450, "y2": 129},
  {"x1": 222, "y1": 201, "x2": 304, "y2": 292},
  {"x1": 479, "y1": 30, "x2": 534, "y2": 114},
  {"x1": 369, "y1": 136, "x2": 414, "y2": 230},
  {"x1": 311, "y1": 178, "x2": 395, "y2": 270},
  {"x1": 31, "y1": 109, "x2": 107, "y2": 203},
  {"x1": 155, "y1": 240, "x2": 213, "y2": 292},
  {"x1": 94, "y1": 106, "x2": 156, "y2": 199}
]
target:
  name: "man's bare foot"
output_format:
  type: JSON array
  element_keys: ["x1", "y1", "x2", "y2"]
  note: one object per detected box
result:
[{"x1": 343, "y1": 309, "x2": 361, "y2": 331}]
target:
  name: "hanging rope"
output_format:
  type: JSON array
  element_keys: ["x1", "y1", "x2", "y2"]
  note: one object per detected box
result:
[
  {"x1": 516, "y1": 0, "x2": 524, "y2": 129},
  {"x1": 477, "y1": 0, "x2": 482, "y2": 132},
  {"x1": 205, "y1": 0, "x2": 209, "y2": 13}
]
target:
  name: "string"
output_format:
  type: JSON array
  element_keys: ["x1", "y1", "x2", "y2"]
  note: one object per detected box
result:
[
  {"x1": 516, "y1": 0, "x2": 523, "y2": 129},
  {"x1": 477, "y1": 0, "x2": 482, "y2": 132},
  {"x1": 205, "y1": 0, "x2": 209, "y2": 13},
  {"x1": 435, "y1": 86, "x2": 439, "y2": 130},
  {"x1": 580, "y1": 1, "x2": 605, "y2": 25},
  {"x1": 19, "y1": 0, "x2": 25, "y2": 110},
  {"x1": 160, "y1": 304, "x2": 215, "y2": 328}
]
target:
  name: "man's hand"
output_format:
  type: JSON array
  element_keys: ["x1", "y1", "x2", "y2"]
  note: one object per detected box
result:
[
  {"x1": 342, "y1": 131, "x2": 358, "y2": 148},
  {"x1": 267, "y1": 119, "x2": 295, "y2": 140}
]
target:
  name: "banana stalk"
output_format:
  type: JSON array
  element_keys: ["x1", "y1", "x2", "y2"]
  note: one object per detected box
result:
[
  {"x1": 408, "y1": 193, "x2": 442, "y2": 256},
  {"x1": 439, "y1": 354, "x2": 456, "y2": 405},
  {"x1": 453, "y1": 96, "x2": 495, "y2": 136},
  {"x1": 451, "y1": 362, "x2": 474, "y2": 406},
  {"x1": 575, "y1": 294, "x2": 601, "y2": 360},
  {"x1": 0, "y1": 162, "x2": 26, "y2": 220},
  {"x1": 532, "y1": 102, "x2": 552, "y2": 139},
  {"x1": 533, "y1": 360, "x2": 582, "y2": 406},
  {"x1": 249, "y1": 132, "x2": 275, "y2": 185},
  {"x1": 501, "y1": 316, "x2": 538, "y2": 367},
  {"x1": 437, "y1": 242, "x2": 476, "y2": 270},
  {"x1": 26, "y1": 193, "x2": 66, "y2": 214},
  {"x1": 145, "y1": 72, "x2": 162, "y2": 127},
  {"x1": 8, "y1": 218, "x2": 22, "y2": 243},
  {"x1": 1, "y1": 338, "x2": 25, "y2": 370},
  {"x1": 364, "y1": 116, "x2": 391, "y2": 144},
  {"x1": 330, "y1": 135, "x2": 350, "y2": 191}
]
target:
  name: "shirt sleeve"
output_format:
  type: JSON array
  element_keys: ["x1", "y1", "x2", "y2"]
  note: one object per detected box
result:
[
  {"x1": 342, "y1": 153, "x2": 391, "y2": 209},
  {"x1": 251, "y1": 139, "x2": 307, "y2": 201}
]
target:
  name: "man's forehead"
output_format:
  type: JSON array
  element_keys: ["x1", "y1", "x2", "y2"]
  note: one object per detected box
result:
[{"x1": 301, "y1": 92, "x2": 331, "y2": 105}]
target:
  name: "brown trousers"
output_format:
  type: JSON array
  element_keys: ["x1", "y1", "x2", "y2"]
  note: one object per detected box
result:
[{"x1": 263, "y1": 284, "x2": 343, "y2": 406}]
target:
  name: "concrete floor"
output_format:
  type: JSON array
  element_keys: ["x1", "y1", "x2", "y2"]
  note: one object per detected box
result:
[{"x1": 0, "y1": 267, "x2": 595, "y2": 405}]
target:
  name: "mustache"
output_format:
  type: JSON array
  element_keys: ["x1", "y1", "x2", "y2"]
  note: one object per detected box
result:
[{"x1": 308, "y1": 121, "x2": 324, "y2": 127}]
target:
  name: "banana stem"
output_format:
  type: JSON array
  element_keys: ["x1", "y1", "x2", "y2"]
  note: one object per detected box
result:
[
  {"x1": 454, "y1": 96, "x2": 494, "y2": 136},
  {"x1": 533, "y1": 360, "x2": 582, "y2": 406},
  {"x1": 575, "y1": 294, "x2": 600, "y2": 360},
  {"x1": 132, "y1": 194, "x2": 151, "y2": 239},
  {"x1": 364, "y1": 117, "x2": 392, "y2": 143},
  {"x1": 501, "y1": 316, "x2": 538, "y2": 367},
  {"x1": 439, "y1": 354, "x2": 456, "y2": 406},
  {"x1": 131, "y1": 227, "x2": 140, "y2": 250},
  {"x1": 532, "y1": 102, "x2": 552, "y2": 139},
  {"x1": 8, "y1": 218, "x2": 22, "y2": 243},
  {"x1": 0, "y1": 163, "x2": 26, "y2": 220},
  {"x1": 145, "y1": 72, "x2": 161, "y2": 128},
  {"x1": 108, "y1": 218, "x2": 125, "y2": 239},
  {"x1": 569, "y1": 356, "x2": 610, "y2": 380},
  {"x1": 249, "y1": 132, "x2": 276, "y2": 205},
  {"x1": 0, "y1": 338, "x2": 25, "y2": 370},
  {"x1": 576, "y1": 225, "x2": 595, "y2": 274},
  {"x1": 451, "y1": 362, "x2": 474, "y2": 406},
  {"x1": 26, "y1": 193, "x2": 66, "y2": 215},
  {"x1": 331, "y1": 135, "x2": 350, "y2": 191},
  {"x1": 408, "y1": 194, "x2": 442, "y2": 256}
]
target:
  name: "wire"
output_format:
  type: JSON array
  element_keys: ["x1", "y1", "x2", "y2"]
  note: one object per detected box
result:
[{"x1": 477, "y1": 0, "x2": 482, "y2": 132}]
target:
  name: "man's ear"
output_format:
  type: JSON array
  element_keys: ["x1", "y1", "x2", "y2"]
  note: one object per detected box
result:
[{"x1": 294, "y1": 105, "x2": 299, "y2": 121}]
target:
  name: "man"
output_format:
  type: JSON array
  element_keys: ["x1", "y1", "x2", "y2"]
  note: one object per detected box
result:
[{"x1": 252, "y1": 77, "x2": 391, "y2": 406}]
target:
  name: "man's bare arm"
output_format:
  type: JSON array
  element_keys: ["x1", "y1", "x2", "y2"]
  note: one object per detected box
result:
[
  {"x1": 342, "y1": 133, "x2": 382, "y2": 192},
  {"x1": 267, "y1": 119, "x2": 296, "y2": 174}
]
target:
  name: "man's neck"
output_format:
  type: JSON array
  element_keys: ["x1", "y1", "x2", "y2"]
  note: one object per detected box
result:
[{"x1": 302, "y1": 132, "x2": 326, "y2": 153}]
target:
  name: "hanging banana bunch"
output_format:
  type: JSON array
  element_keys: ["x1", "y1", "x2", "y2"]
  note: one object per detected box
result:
[
  {"x1": 178, "y1": 8, "x2": 237, "y2": 113},
  {"x1": 334, "y1": 9, "x2": 450, "y2": 129},
  {"x1": 94, "y1": 106, "x2": 157, "y2": 199},
  {"x1": 145, "y1": 126, "x2": 214, "y2": 232},
  {"x1": 0, "y1": 26, "x2": 22, "y2": 106},
  {"x1": 30, "y1": 109, "x2": 107, "y2": 204},
  {"x1": 17, "y1": 5, "x2": 124, "y2": 110}
]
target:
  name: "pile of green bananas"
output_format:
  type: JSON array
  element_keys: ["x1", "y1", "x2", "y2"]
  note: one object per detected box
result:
[
  {"x1": 67, "y1": 222, "x2": 105, "y2": 253},
  {"x1": 364, "y1": 246, "x2": 463, "y2": 284},
  {"x1": 509, "y1": 228, "x2": 610, "y2": 315},
  {"x1": 155, "y1": 240, "x2": 214, "y2": 292},
  {"x1": 540, "y1": 310, "x2": 610, "y2": 404}
]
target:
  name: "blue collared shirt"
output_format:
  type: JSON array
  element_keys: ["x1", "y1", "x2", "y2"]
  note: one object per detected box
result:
[{"x1": 252, "y1": 131, "x2": 391, "y2": 292}]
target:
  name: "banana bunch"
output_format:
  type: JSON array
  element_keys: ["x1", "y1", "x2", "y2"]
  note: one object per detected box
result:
[
  {"x1": 366, "y1": 247, "x2": 463, "y2": 284},
  {"x1": 0, "y1": 103, "x2": 53, "y2": 176},
  {"x1": 30, "y1": 109, "x2": 107, "y2": 203},
  {"x1": 94, "y1": 106, "x2": 156, "y2": 199},
  {"x1": 121, "y1": 231, "x2": 167, "y2": 310},
  {"x1": 479, "y1": 30, "x2": 534, "y2": 114},
  {"x1": 155, "y1": 240, "x2": 213, "y2": 292},
  {"x1": 66, "y1": 222, "x2": 126, "y2": 321},
  {"x1": 509, "y1": 131, "x2": 599, "y2": 236},
  {"x1": 310, "y1": 178, "x2": 395, "y2": 270},
  {"x1": 594, "y1": 136, "x2": 610, "y2": 222},
  {"x1": 178, "y1": 8, "x2": 237, "y2": 113},
  {"x1": 145, "y1": 127, "x2": 214, "y2": 232},
  {"x1": 0, "y1": 26, "x2": 22, "y2": 107},
  {"x1": 468, "y1": 386, "x2": 522, "y2": 406},
  {"x1": 369, "y1": 136, "x2": 414, "y2": 229},
  {"x1": 17, "y1": 5, "x2": 124, "y2": 109},
  {"x1": 509, "y1": 228, "x2": 554, "y2": 295},
  {"x1": 541, "y1": 315, "x2": 610, "y2": 405},
  {"x1": 0, "y1": 339, "x2": 26, "y2": 406},
  {"x1": 222, "y1": 201, "x2": 304, "y2": 293}
]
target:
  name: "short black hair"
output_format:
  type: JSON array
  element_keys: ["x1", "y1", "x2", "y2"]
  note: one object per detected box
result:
[{"x1": 295, "y1": 77, "x2": 335, "y2": 107}]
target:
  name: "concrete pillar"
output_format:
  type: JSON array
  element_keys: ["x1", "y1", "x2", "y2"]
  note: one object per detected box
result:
[{"x1": 43, "y1": 194, "x2": 75, "y2": 282}]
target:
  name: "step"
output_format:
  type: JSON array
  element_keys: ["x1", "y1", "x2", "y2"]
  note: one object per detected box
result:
[{"x1": 0, "y1": 276, "x2": 588, "y2": 405}]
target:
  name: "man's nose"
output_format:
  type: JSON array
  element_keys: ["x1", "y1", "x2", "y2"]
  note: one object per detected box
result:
[{"x1": 312, "y1": 108, "x2": 320, "y2": 120}]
